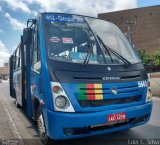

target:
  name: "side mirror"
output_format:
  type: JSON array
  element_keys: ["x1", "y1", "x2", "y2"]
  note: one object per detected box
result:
[{"x1": 23, "y1": 28, "x2": 32, "y2": 45}]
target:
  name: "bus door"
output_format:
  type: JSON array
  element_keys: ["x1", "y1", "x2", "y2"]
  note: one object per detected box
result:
[
  {"x1": 21, "y1": 32, "x2": 32, "y2": 116},
  {"x1": 30, "y1": 26, "x2": 43, "y2": 120},
  {"x1": 9, "y1": 55, "x2": 14, "y2": 98}
]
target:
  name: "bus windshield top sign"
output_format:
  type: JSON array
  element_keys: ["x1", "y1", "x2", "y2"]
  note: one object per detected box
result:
[{"x1": 44, "y1": 13, "x2": 85, "y2": 23}]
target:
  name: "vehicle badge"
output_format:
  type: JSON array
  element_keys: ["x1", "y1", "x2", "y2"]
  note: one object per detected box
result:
[{"x1": 111, "y1": 88, "x2": 118, "y2": 95}]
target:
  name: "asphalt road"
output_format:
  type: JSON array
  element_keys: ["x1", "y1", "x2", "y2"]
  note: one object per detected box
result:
[{"x1": 0, "y1": 81, "x2": 160, "y2": 145}]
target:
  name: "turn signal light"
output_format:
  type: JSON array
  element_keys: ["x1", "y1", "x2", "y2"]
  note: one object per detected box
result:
[
  {"x1": 147, "y1": 88, "x2": 152, "y2": 100},
  {"x1": 146, "y1": 81, "x2": 152, "y2": 102},
  {"x1": 52, "y1": 86, "x2": 63, "y2": 94}
]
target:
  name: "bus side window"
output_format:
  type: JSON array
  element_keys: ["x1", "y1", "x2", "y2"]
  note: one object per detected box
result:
[
  {"x1": 32, "y1": 26, "x2": 41, "y2": 73},
  {"x1": 14, "y1": 50, "x2": 17, "y2": 70},
  {"x1": 13, "y1": 52, "x2": 16, "y2": 71},
  {"x1": 13, "y1": 46, "x2": 21, "y2": 71},
  {"x1": 19, "y1": 48, "x2": 21, "y2": 68}
]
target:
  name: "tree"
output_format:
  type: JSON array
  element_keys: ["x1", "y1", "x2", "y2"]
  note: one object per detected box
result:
[
  {"x1": 137, "y1": 50, "x2": 152, "y2": 64},
  {"x1": 152, "y1": 51, "x2": 160, "y2": 66}
]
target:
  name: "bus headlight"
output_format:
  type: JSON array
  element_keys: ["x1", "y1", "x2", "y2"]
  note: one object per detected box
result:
[
  {"x1": 55, "y1": 95, "x2": 67, "y2": 108},
  {"x1": 51, "y1": 82, "x2": 75, "y2": 112},
  {"x1": 146, "y1": 81, "x2": 152, "y2": 102}
]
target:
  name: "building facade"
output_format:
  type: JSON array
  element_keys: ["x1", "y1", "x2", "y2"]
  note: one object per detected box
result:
[
  {"x1": 0, "y1": 63, "x2": 9, "y2": 80},
  {"x1": 98, "y1": 5, "x2": 160, "y2": 53}
]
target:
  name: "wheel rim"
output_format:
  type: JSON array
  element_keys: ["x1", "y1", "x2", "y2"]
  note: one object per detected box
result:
[{"x1": 37, "y1": 114, "x2": 46, "y2": 140}]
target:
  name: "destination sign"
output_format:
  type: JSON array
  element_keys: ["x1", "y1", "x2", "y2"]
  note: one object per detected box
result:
[{"x1": 44, "y1": 13, "x2": 85, "y2": 23}]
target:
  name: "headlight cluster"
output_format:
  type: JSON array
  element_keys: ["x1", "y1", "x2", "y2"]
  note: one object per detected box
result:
[
  {"x1": 146, "y1": 81, "x2": 152, "y2": 102},
  {"x1": 52, "y1": 85, "x2": 69, "y2": 109},
  {"x1": 55, "y1": 95, "x2": 67, "y2": 108},
  {"x1": 51, "y1": 82, "x2": 75, "y2": 112}
]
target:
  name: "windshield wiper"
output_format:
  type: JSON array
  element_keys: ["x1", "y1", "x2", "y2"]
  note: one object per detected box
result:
[
  {"x1": 83, "y1": 43, "x2": 92, "y2": 65},
  {"x1": 97, "y1": 35, "x2": 131, "y2": 67}
]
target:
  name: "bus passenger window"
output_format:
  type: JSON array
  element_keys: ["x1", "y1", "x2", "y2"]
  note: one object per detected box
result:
[{"x1": 32, "y1": 27, "x2": 41, "y2": 73}]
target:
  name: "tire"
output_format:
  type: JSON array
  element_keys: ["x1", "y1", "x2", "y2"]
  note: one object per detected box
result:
[
  {"x1": 37, "y1": 108, "x2": 55, "y2": 145},
  {"x1": 14, "y1": 90, "x2": 21, "y2": 109},
  {"x1": 15, "y1": 100, "x2": 21, "y2": 108}
]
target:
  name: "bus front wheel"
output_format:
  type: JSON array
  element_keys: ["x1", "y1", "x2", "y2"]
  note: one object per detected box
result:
[
  {"x1": 37, "y1": 108, "x2": 54, "y2": 145},
  {"x1": 14, "y1": 90, "x2": 21, "y2": 109}
]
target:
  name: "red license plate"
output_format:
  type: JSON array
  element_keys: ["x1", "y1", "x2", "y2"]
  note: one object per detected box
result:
[{"x1": 107, "y1": 112, "x2": 126, "y2": 122}]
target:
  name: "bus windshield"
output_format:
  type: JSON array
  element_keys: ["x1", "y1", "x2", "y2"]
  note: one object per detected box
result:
[{"x1": 43, "y1": 13, "x2": 141, "y2": 65}]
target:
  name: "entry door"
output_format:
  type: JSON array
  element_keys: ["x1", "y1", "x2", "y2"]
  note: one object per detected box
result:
[
  {"x1": 9, "y1": 55, "x2": 14, "y2": 98},
  {"x1": 21, "y1": 34, "x2": 32, "y2": 114},
  {"x1": 31, "y1": 48, "x2": 42, "y2": 99},
  {"x1": 30, "y1": 27, "x2": 43, "y2": 117}
]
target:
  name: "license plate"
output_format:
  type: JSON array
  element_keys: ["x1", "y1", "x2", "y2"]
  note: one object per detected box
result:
[{"x1": 107, "y1": 112, "x2": 126, "y2": 123}]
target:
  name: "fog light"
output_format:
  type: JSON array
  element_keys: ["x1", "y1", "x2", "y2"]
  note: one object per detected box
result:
[
  {"x1": 55, "y1": 95, "x2": 67, "y2": 108},
  {"x1": 64, "y1": 128, "x2": 74, "y2": 135}
]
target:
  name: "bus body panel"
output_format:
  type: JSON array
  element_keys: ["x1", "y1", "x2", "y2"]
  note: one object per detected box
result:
[
  {"x1": 38, "y1": 15, "x2": 55, "y2": 112},
  {"x1": 13, "y1": 69, "x2": 22, "y2": 106},
  {"x1": 61, "y1": 81, "x2": 147, "y2": 113},
  {"x1": 46, "y1": 102, "x2": 152, "y2": 139},
  {"x1": 30, "y1": 17, "x2": 55, "y2": 127}
]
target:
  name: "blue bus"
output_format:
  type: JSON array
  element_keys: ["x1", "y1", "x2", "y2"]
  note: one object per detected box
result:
[{"x1": 9, "y1": 13, "x2": 152, "y2": 144}]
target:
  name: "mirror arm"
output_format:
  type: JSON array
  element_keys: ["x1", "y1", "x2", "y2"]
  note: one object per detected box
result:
[{"x1": 27, "y1": 19, "x2": 37, "y2": 28}]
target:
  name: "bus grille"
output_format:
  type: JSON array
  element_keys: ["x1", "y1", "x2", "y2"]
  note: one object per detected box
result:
[
  {"x1": 77, "y1": 83, "x2": 142, "y2": 107},
  {"x1": 78, "y1": 95, "x2": 141, "y2": 107}
]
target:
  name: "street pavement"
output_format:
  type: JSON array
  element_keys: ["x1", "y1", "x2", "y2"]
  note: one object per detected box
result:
[
  {"x1": 0, "y1": 81, "x2": 160, "y2": 145},
  {"x1": 150, "y1": 78, "x2": 160, "y2": 97},
  {"x1": 149, "y1": 73, "x2": 160, "y2": 97}
]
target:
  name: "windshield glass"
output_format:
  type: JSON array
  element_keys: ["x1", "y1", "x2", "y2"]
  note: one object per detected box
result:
[
  {"x1": 43, "y1": 13, "x2": 141, "y2": 65},
  {"x1": 85, "y1": 17, "x2": 141, "y2": 64}
]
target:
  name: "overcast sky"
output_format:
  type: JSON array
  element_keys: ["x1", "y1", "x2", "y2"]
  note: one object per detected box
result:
[{"x1": 0, "y1": 0, "x2": 159, "y2": 66}]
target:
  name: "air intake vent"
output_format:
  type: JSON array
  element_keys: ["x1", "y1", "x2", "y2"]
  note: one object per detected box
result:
[
  {"x1": 74, "y1": 75, "x2": 140, "y2": 81},
  {"x1": 121, "y1": 75, "x2": 140, "y2": 80},
  {"x1": 79, "y1": 95, "x2": 141, "y2": 107},
  {"x1": 73, "y1": 77, "x2": 102, "y2": 80}
]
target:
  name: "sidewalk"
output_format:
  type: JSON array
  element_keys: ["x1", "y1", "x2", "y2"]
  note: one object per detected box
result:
[
  {"x1": 0, "y1": 82, "x2": 42, "y2": 145},
  {"x1": 149, "y1": 73, "x2": 160, "y2": 97},
  {"x1": 0, "y1": 84, "x2": 21, "y2": 140}
]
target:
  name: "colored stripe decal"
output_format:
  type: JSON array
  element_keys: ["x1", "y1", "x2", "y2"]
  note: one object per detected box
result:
[
  {"x1": 78, "y1": 84, "x2": 104, "y2": 101},
  {"x1": 78, "y1": 84, "x2": 87, "y2": 100},
  {"x1": 94, "y1": 84, "x2": 103, "y2": 100},
  {"x1": 86, "y1": 84, "x2": 95, "y2": 100}
]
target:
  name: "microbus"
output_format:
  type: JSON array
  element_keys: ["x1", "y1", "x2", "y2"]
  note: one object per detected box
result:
[{"x1": 9, "y1": 13, "x2": 152, "y2": 144}]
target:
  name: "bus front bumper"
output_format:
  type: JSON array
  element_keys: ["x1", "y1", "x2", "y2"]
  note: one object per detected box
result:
[{"x1": 47, "y1": 102, "x2": 152, "y2": 140}]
